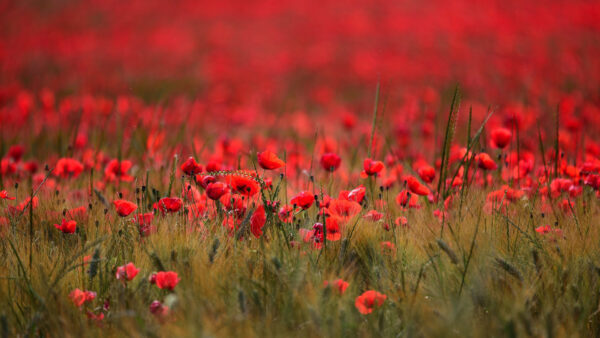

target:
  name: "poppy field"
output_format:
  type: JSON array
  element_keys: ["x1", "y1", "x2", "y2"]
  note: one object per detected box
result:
[{"x1": 2, "y1": 0, "x2": 600, "y2": 337}]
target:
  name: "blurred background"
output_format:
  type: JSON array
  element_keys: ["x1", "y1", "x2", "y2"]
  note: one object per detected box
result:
[{"x1": 1, "y1": 0, "x2": 599, "y2": 104}]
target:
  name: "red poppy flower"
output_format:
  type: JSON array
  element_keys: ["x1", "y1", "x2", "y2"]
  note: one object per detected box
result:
[
  {"x1": 584, "y1": 174, "x2": 600, "y2": 190},
  {"x1": 104, "y1": 159, "x2": 134, "y2": 182},
  {"x1": 86, "y1": 311, "x2": 104, "y2": 323},
  {"x1": 535, "y1": 225, "x2": 550, "y2": 234},
  {"x1": 417, "y1": 165, "x2": 436, "y2": 183},
  {"x1": 206, "y1": 182, "x2": 228, "y2": 200},
  {"x1": 486, "y1": 185, "x2": 524, "y2": 203},
  {"x1": 116, "y1": 262, "x2": 140, "y2": 281},
  {"x1": 154, "y1": 271, "x2": 181, "y2": 290},
  {"x1": 324, "y1": 216, "x2": 342, "y2": 241},
  {"x1": 1, "y1": 159, "x2": 17, "y2": 176},
  {"x1": 66, "y1": 206, "x2": 87, "y2": 220},
  {"x1": 342, "y1": 113, "x2": 357, "y2": 130},
  {"x1": 476, "y1": 152, "x2": 497, "y2": 170},
  {"x1": 395, "y1": 216, "x2": 408, "y2": 227},
  {"x1": 55, "y1": 158, "x2": 84, "y2": 178},
  {"x1": 113, "y1": 199, "x2": 137, "y2": 217},
  {"x1": 381, "y1": 241, "x2": 396, "y2": 254},
  {"x1": 7, "y1": 145, "x2": 25, "y2": 162},
  {"x1": 24, "y1": 161, "x2": 38, "y2": 174},
  {"x1": 156, "y1": 197, "x2": 183, "y2": 213},
  {"x1": 69, "y1": 289, "x2": 86, "y2": 307},
  {"x1": 250, "y1": 205, "x2": 266, "y2": 238},
  {"x1": 299, "y1": 227, "x2": 322, "y2": 249},
  {"x1": 315, "y1": 194, "x2": 331, "y2": 209},
  {"x1": 54, "y1": 218, "x2": 77, "y2": 234},
  {"x1": 205, "y1": 161, "x2": 221, "y2": 172},
  {"x1": 181, "y1": 157, "x2": 203, "y2": 175},
  {"x1": 278, "y1": 205, "x2": 294, "y2": 222},
  {"x1": 363, "y1": 210, "x2": 384, "y2": 221},
  {"x1": 362, "y1": 158, "x2": 384, "y2": 177},
  {"x1": 355, "y1": 290, "x2": 387, "y2": 314},
  {"x1": 227, "y1": 175, "x2": 260, "y2": 196},
  {"x1": 7, "y1": 197, "x2": 38, "y2": 216},
  {"x1": 197, "y1": 174, "x2": 216, "y2": 188},
  {"x1": 132, "y1": 213, "x2": 155, "y2": 236},
  {"x1": 550, "y1": 178, "x2": 573, "y2": 197},
  {"x1": 328, "y1": 199, "x2": 361, "y2": 221},
  {"x1": 220, "y1": 193, "x2": 247, "y2": 217},
  {"x1": 257, "y1": 150, "x2": 285, "y2": 170},
  {"x1": 69, "y1": 288, "x2": 96, "y2": 307},
  {"x1": 345, "y1": 185, "x2": 366, "y2": 203},
  {"x1": 405, "y1": 176, "x2": 430, "y2": 196},
  {"x1": 290, "y1": 191, "x2": 315, "y2": 210},
  {"x1": 491, "y1": 127, "x2": 512, "y2": 149},
  {"x1": 323, "y1": 278, "x2": 349, "y2": 295},
  {"x1": 320, "y1": 153, "x2": 341, "y2": 172},
  {"x1": 0, "y1": 190, "x2": 15, "y2": 200}
]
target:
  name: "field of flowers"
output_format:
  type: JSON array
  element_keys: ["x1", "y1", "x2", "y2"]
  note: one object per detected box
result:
[{"x1": 1, "y1": 0, "x2": 600, "y2": 336}]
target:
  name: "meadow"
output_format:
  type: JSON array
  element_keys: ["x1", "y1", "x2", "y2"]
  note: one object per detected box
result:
[{"x1": 1, "y1": 0, "x2": 600, "y2": 337}]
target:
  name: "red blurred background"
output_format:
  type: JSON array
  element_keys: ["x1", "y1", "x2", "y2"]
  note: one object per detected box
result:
[{"x1": 1, "y1": 0, "x2": 599, "y2": 103}]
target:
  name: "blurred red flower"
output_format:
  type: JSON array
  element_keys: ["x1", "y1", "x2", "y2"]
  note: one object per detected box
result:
[
  {"x1": 323, "y1": 278, "x2": 349, "y2": 295},
  {"x1": 181, "y1": 157, "x2": 203, "y2": 176},
  {"x1": 290, "y1": 191, "x2": 315, "y2": 210},
  {"x1": 257, "y1": 150, "x2": 285, "y2": 170},
  {"x1": 104, "y1": 159, "x2": 134, "y2": 182},
  {"x1": 491, "y1": 127, "x2": 512, "y2": 149},
  {"x1": 362, "y1": 158, "x2": 384, "y2": 177},
  {"x1": 156, "y1": 197, "x2": 183, "y2": 213},
  {"x1": 69, "y1": 289, "x2": 96, "y2": 307},
  {"x1": 320, "y1": 153, "x2": 341, "y2": 172},
  {"x1": 113, "y1": 199, "x2": 137, "y2": 217},
  {"x1": 227, "y1": 175, "x2": 260, "y2": 197},
  {"x1": 116, "y1": 262, "x2": 140, "y2": 281},
  {"x1": 355, "y1": 290, "x2": 386, "y2": 314},
  {"x1": 477, "y1": 153, "x2": 497, "y2": 170},
  {"x1": 206, "y1": 182, "x2": 228, "y2": 200},
  {"x1": 405, "y1": 176, "x2": 430, "y2": 196},
  {"x1": 154, "y1": 271, "x2": 181, "y2": 290},
  {"x1": 250, "y1": 205, "x2": 266, "y2": 238},
  {"x1": 54, "y1": 218, "x2": 77, "y2": 234},
  {"x1": 55, "y1": 158, "x2": 84, "y2": 178},
  {"x1": 0, "y1": 190, "x2": 15, "y2": 200}
]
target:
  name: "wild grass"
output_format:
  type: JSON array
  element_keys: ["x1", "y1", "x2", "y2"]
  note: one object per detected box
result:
[{"x1": 1, "y1": 170, "x2": 599, "y2": 337}]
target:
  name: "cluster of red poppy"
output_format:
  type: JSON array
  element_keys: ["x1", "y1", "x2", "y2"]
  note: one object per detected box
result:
[
  {"x1": 0, "y1": 0, "x2": 599, "y2": 330},
  {"x1": 68, "y1": 261, "x2": 179, "y2": 322}
]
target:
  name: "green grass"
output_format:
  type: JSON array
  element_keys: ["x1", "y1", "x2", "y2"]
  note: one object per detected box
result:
[{"x1": 1, "y1": 179, "x2": 599, "y2": 337}]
